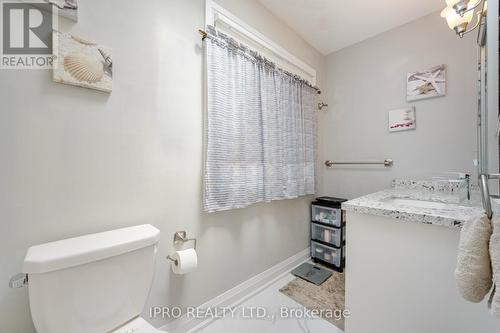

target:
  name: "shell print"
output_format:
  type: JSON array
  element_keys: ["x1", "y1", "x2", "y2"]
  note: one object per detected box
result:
[
  {"x1": 71, "y1": 35, "x2": 97, "y2": 46},
  {"x1": 63, "y1": 54, "x2": 104, "y2": 83}
]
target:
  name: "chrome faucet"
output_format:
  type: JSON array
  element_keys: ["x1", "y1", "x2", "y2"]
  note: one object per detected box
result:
[
  {"x1": 464, "y1": 174, "x2": 470, "y2": 200},
  {"x1": 455, "y1": 173, "x2": 471, "y2": 201},
  {"x1": 438, "y1": 172, "x2": 471, "y2": 200}
]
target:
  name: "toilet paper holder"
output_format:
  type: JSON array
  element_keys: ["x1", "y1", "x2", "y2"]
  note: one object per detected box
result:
[{"x1": 166, "y1": 231, "x2": 197, "y2": 264}]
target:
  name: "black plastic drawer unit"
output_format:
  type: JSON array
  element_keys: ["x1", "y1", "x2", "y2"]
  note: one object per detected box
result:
[{"x1": 311, "y1": 197, "x2": 347, "y2": 272}]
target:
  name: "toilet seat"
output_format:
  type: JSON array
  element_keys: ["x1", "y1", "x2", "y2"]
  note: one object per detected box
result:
[{"x1": 111, "y1": 317, "x2": 165, "y2": 333}]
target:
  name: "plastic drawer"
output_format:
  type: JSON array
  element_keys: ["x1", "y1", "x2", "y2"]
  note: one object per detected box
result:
[
  {"x1": 311, "y1": 223, "x2": 344, "y2": 247},
  {"x1": 311, "y1": 205, "x2": 342, "y2": 227},
  {"x1": 311, "y1": 241, "x2": 343, "y2": 267}
]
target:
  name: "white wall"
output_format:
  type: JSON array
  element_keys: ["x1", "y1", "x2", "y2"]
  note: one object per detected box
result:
[
  {"x1": 0, "y1": 1, "x2": 325, "y2": 332},
  {"x1": 319, "y1": 12, "x2": 478, "y2": 199}
]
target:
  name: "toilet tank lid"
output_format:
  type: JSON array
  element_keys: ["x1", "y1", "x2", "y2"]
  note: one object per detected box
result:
[{"x1": 23, "y1": 224, "x2": 160, "y2": 274}]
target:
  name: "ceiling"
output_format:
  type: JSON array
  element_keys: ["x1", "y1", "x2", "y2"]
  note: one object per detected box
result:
[{"x1": 258, "y1": 0, "x2": 445, "y2": 55}]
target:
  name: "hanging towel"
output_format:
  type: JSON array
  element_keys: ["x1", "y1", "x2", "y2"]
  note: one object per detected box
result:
[
  {"x1": 489, "y1": 215, "x2": 500, "y2": 318},
  {"x1": 455, "y1": 213, "x2": 493, "y2": 302}
]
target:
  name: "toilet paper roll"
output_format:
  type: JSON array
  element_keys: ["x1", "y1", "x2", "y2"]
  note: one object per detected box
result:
[{"x1": 171, "y1": 248, "x2": 198, "y2": 274}]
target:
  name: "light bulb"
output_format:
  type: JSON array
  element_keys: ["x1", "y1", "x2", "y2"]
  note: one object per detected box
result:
[{"x1": 441, "y1": 6, "x2": 474, "y2": 35}]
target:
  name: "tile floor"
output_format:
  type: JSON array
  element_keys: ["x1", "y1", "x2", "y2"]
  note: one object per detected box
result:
[{"x1": 192, "y1": 273, "x2": 343, "y2": 333}]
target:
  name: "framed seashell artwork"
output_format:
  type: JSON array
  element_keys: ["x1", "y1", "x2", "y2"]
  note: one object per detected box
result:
[
  {"x1": 47, "y1": 0, "x2": 78, "y2": 21},
  {"x1": 53, "y1": 31, "x2": 112, "y2": 93},
  {"x1": 21, "y1": 0, "x2": 78, "y2": 21}
]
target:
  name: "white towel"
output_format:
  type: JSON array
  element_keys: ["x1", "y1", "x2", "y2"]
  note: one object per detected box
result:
[
  {"x1": 489, "y1": 215, "x2": 500, "y2": 318},
  {"x1": 455, "y1": 213, "x2": 493, "y2": 303}
]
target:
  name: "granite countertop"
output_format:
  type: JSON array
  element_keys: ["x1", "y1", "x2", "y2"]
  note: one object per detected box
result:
[{"x1": 341, "y1": 185, "x2": 485, "y2": 228}]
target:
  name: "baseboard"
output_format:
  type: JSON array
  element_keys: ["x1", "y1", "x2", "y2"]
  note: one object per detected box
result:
[{"x1": 160, "y1": 247, "x2": 310, "y2": 333}]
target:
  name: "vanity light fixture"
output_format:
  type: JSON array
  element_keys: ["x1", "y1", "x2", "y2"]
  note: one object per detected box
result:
[{"x1": 441, "y1": 0, "x2": 486, "y2": 37}]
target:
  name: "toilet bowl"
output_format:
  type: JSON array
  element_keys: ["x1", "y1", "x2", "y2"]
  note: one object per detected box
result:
[{"x1": 22, "y1": 225, "x2": 165, "y2": 333}]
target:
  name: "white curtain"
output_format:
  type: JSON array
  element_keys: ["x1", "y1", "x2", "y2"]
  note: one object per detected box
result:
[{"x1": 203, "y1": 26, "x2": 317, "y2": 213}]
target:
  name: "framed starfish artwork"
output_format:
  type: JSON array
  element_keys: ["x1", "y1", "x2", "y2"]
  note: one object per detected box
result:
[{"x1": 407, "y1": 64, "x2": 446, "y2": 101}]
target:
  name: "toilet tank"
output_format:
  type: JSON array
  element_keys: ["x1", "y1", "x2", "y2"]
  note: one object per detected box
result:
[{"x1": 22, "y1": 225, "x2": 160, "y2": 333}]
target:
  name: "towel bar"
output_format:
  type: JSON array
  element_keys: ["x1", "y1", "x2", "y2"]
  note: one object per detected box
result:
[{"x1": 325, "y1": 159, "x2": 394, "y2": 167}]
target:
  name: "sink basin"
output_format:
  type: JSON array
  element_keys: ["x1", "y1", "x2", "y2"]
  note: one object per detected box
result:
[{"x1": 382, "y1": 198, "x2": 454, "y2": 210}]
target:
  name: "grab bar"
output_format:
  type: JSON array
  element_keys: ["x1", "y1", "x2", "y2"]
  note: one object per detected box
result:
[
  {"x1": 324, "y1": 159, "x2": 394, "y2": 168},
  {"x1": 479, "y1": 173, "x2": 500, "y2": 219}
]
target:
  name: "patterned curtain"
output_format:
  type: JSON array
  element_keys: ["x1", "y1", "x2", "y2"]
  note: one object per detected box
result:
[{"x1": 203, "y1": 26, "x2": 317, "y2": 213}]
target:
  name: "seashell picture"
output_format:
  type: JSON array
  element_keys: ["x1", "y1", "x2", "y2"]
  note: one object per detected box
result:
[
  {"x1": 21, "y1": 0, "x2": 78, "y2": 21},
  {"x1": 53, "y1": 31, "x2": 112, "y2": 93},
  {"x1": 44, "y1": 0, "x2": 78, "y2": 21}
]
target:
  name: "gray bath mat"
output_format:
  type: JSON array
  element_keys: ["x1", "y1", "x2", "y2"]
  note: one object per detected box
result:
[{"x1": 280, "y1": 264, "x2": 346, "y2": 330}]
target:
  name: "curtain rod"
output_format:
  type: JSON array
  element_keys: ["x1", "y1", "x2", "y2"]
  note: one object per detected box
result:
[{"x1": 197, "y1": 29, "x2": 321, "y2": 95}]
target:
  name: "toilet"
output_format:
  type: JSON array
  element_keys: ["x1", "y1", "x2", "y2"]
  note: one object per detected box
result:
[{"x1": 21, "y1": 224, "x2": 164, "y2": 333}]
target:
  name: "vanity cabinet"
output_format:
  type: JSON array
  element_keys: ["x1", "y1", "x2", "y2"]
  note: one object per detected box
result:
[{"x1": 343, "y1": 211, "x2": 499, "y2": 333}]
